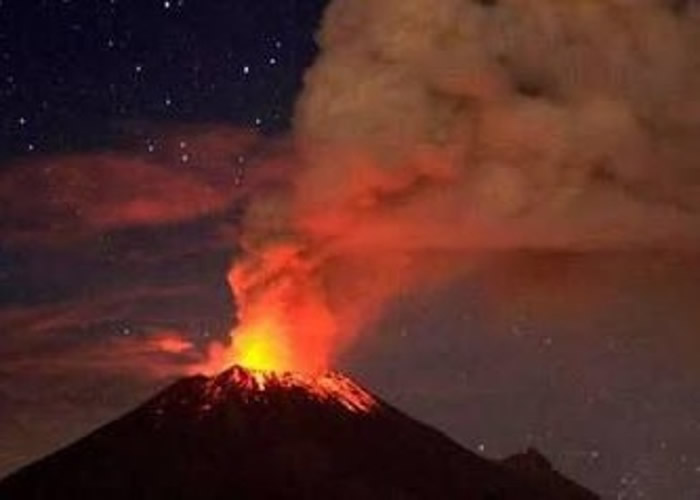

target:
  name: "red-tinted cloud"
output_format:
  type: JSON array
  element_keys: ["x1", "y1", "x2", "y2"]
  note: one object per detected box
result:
[{"x1": 0, "y1": 127, "x2": 293, "y2": 246}]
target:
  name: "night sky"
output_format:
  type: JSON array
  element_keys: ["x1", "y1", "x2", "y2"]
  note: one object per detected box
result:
[{"x1": 1, "y1": 2, "x2": 699, "y2": 499}]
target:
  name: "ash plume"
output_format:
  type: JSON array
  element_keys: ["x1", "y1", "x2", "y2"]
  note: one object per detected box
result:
[
  {"x1": 225, "y1": 0, "x2": 700, "y2": 370},
  {"x1": 296, "y1": 0, "x2": 700, "y2": 249}
]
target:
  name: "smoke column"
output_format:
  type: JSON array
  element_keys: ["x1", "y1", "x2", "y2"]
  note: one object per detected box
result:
[{"x1": 214, "y1": 0, "x2": 700, "y2": 374}]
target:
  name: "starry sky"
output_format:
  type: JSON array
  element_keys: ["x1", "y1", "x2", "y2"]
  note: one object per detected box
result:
[
  {"x1": 1, "y1": 2, "x2": 699, "y2": 499},
  {"x1": 0, "y1": 0, "x2": 324, "y2": 158}
]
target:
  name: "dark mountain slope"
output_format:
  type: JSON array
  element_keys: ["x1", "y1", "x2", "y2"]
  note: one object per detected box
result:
[{"x1": 0, "y1": 366, "x2": 599, "y2": 499}]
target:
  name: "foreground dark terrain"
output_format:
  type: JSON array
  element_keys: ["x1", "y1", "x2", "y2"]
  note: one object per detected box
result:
[{"x1": 0, "y1": 366, "x2": 599, "y2": 499}]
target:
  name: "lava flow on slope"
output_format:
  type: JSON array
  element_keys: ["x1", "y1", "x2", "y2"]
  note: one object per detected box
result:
[{"x1": 198, "y1": 366, "x2": 377, "y2": 413}]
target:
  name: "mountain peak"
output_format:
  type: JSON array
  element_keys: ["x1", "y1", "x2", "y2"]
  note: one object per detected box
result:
[{"x1": 199, "y1": 365, "x2": 377, "y2": 413}]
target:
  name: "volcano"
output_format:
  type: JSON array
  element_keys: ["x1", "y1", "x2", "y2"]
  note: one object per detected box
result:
[{"x1": 0, "y1": 366, "x2": 598, "y2": 499}]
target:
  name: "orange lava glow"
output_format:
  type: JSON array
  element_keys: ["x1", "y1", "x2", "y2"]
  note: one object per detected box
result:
[
  {"x1": 201, "y1": 243, "x2": 337, "y2": 376},
  {"x1": 230, "y1": 314, "x2": 292, "y2": 372},
  {"x1": 203, "y1": 366, "x2": 377, "y2": 413}
]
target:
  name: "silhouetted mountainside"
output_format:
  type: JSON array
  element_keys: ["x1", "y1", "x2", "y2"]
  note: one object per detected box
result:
[{"x1": 0, "y1": 366, "x2": 599, "y2": 499}]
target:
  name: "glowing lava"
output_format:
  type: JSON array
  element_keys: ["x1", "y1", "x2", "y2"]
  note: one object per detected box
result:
[
  {"x1": 202, "y1": 365, "x2": 377, "y2": 414},
  {"x1": 192, "y1": 243, "x2": 370, "y2": 412},
  {"x1": 199, "y1": 243, "x2": 337, "y2": 376},
  {"x1": 230, "y1": 317, "x2": 290, "y2": 372}
]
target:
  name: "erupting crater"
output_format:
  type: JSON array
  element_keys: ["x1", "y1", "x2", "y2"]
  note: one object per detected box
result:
[{"x1": 202, "y1": 365, "x2": 377, "y2": 413}]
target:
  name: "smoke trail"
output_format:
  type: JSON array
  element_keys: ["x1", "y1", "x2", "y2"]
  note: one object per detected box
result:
[{"x1": 221, "y1": 0, "x2": 700, "y2": 372}]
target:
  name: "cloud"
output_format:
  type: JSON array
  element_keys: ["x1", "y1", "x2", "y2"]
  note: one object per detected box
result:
[
  {"x1": 212, "y1": 0, "x2": 700, "y2": 372},
  {"x1": 294, "y1": 0, "x2": 700, "y2": 250},
  {"x1": 0, "y1": 127, "x2": 292, "y2": 246},
  {"x1": 0, "y1": 282, "x2": 222, "y2": 381}
]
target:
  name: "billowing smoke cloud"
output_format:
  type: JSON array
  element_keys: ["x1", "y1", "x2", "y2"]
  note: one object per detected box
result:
[
  {"x1": 225, "y1": 0, "x2": 700, "y2": 372},
  {"x1": 296, "y1": 0, "x2": 700, "y2": 249}
]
